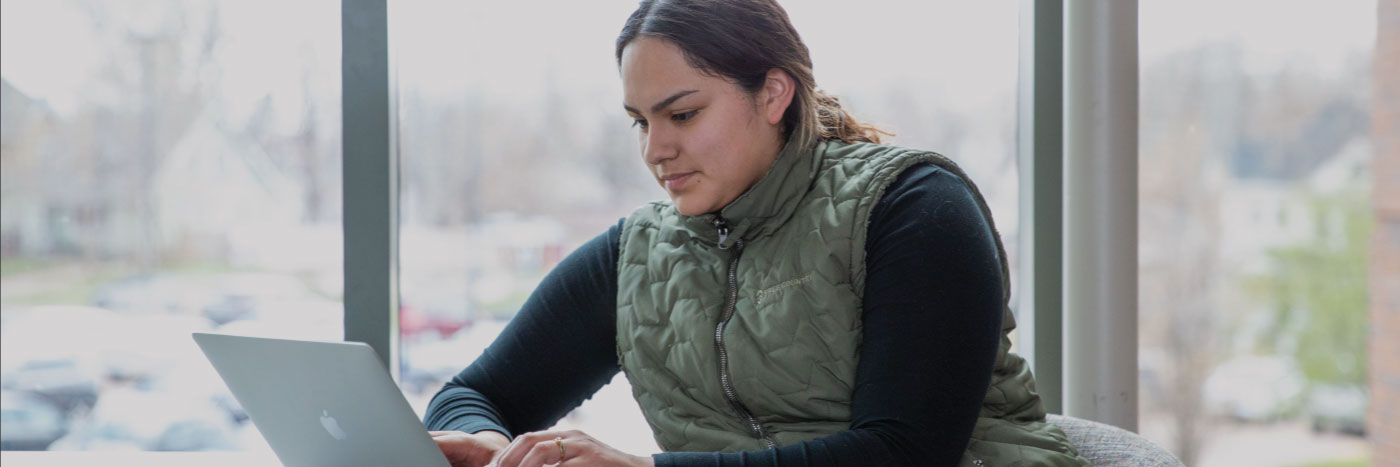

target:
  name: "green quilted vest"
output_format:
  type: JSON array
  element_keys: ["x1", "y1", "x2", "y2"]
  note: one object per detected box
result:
[{"x1": 616, "y1": 139, "x2": 1088, "y2": 466}]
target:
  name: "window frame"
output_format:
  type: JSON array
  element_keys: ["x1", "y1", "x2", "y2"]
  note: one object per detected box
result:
[
  {"x1": 0, "y1": 1, "x2": 1145, "y2": 462},
  {"x1": 337, "y1": 0, "x2": 1142, "y2": 431},
  {"x1": 1016, "y1": 0, "x2": 1066, "y2": 415},
  {"x1": 341, "y1": 0, "x2": 400, "y2": 379}
]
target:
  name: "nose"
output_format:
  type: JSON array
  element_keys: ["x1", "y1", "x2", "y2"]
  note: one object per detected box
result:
[{"x1": 642, "y1": 125, "x2": 677, "y2": 166}]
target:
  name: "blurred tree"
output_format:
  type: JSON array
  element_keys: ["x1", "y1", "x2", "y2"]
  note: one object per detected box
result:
[
  {"x1": 7, "y1": 0, "x2": 223, "y2": 264},
  {"x1": 1254, "y1": 190, "x2": 1372, "y2": 387},
  {"x1": 1138, "y1": 36, "x2": 1372, "y2": 463},
  {"x1": 1139, "y1": 45, "x2": 1235, "y2": 466}
]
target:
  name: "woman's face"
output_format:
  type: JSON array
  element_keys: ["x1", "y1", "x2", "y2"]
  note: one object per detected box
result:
[{"x1": 620, "y1": 37, "x2": 790, "y2": 217}]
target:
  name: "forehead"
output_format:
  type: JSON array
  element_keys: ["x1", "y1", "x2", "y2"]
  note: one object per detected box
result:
[{"x1": 620, "y1": 37, "x2": 719, "y2": 109}]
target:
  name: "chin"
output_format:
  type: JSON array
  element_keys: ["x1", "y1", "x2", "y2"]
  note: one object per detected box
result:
[
  {"x1": 676, "y1": 207, "x2": 706, "y2": 217},
  {"x1": 673, "y1": 203, "x2": 704, "y2": 217},
  {"x1": 671, "y1": 197, "x2": 712, "y2": 217}
]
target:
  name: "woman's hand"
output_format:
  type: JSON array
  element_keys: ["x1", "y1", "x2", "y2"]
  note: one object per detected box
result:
[
  {"x1": 431, "y1": 430, "x2": 512, "y2": 467},
  {"x1": 491, "y1": 429, "x2": 654, "y2": 467}
]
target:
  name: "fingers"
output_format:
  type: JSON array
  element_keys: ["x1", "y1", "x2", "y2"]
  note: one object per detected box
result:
[
  {"x1": 493, "y1": 431, "x2": 554, "y2": 467},
  {"x1": 515, "y1": 438, "x2": 566, "y2": 467},
  {"x1": 494, "y1": 430, "x2": 582, "y2": 467},
  {"x1": 429, "y1": 432, "x2": 474, "y2": 466},
  {"x1": 429, "y1": 430, "x2": 507, "y2": 467}
]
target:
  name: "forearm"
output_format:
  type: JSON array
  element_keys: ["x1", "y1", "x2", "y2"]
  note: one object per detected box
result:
[{"x1": 424, "y1": 385, "x2": 512, "y2": 436}]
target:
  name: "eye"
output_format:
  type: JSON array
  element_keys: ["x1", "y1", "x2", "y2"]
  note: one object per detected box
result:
[
  {"x1": 631, "y1": 118, "x2": 649, "y2": 130},
  {"x1": 671, "y1": 110, "x2": 698, "y2": 123}
]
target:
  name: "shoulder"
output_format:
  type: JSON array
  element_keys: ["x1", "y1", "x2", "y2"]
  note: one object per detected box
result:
[
  {"x1": 809, "y1": 139, "x2": 978, "y2": 216},
  {"x1": 880, "y1": 163, "x2": 971, "y2": 208},
  {"x1": 817, "y1": 141, "x2": 968, "y2": 189},
  {"x1": 869, "y1": 161, "x2": 992, "y2": 249},
  {"x1": 814, "y1": 138, "x2": 981, "y2": 217}
]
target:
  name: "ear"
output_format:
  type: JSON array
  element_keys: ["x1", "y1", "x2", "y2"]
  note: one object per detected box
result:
[{"x1": 759, "y1": 68, "x2": 796, "y2": 126}]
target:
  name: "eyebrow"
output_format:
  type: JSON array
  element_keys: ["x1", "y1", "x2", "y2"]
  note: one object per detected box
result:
[{"x1": 624, "y1": 89, "x2": 700, "y2": 115}]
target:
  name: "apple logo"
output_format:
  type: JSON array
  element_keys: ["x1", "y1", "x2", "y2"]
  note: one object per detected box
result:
[{"x1": 320, "y1": 410, "x2": 348, "y2": 440}]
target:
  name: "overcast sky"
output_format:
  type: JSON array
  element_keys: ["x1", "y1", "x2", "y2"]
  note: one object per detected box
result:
[{"x1": 1, "y1": 0, "x2": 1379, "y2": 118}]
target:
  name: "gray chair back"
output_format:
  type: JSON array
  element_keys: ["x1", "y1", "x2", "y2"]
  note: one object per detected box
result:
[{"x1": 1046, "y1": 414, "x2": 1185, "y2": 467}]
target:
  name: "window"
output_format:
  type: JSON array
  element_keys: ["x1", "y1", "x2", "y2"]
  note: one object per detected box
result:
[
  {"x1": 1137, "y1": 1, "x2": 1377, "y2": 464},
  {"x1": 392, "y1": 0, "x2": 1018, "y2": 454},
  {"x1": 1, "y1": 0, "x2": 341, "y2": 452}
]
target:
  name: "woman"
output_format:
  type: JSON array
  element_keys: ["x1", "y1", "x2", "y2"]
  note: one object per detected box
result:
[{"x1": 425, "y1": 1, "x2": 1087, "y2": 466}]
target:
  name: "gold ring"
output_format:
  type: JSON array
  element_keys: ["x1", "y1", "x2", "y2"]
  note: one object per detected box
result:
[{"x1": 554, "y1": 436, "x2": 566, "y2": 461}]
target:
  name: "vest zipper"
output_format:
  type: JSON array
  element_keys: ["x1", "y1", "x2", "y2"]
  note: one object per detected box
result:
[{"x1": 712, "y1": 217, "x2": 776, "y2": 449}]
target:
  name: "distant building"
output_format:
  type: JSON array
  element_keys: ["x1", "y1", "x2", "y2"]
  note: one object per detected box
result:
[
  {"x1": 1218, "y1": 179, "x2": 1314, "y2": 275},
  {"x1": 0, "y1": 79, "x2": 56, "y2": 256},
  {"x1": 1219, "y1": 137, "x2": 1373, "y2": 277},
  {"x1": 154, "y1": 111, "x2": 304, "y2": 262}
]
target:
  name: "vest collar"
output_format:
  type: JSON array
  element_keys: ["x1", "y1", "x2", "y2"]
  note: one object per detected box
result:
[{"x1": 681, "y1": 138, "x2": 825, "y2": 249}]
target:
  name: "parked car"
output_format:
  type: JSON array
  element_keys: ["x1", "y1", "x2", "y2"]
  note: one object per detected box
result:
[
  {"x1": 97, "y1": 314, "x2": 215, "y2": 384},
  {"x1": 47, "y1": 388, "x2": 237, "y2": 451},
  {"x1": 199, "y1": 273, "x2": 317, "y2": 325},
  {"x1": 1202, "y1": 355, "x2": 1305, "y2": 421},
  {"x1": 94, "y1": 275, "x2": 218, "y2": 315},
  {"x1": 1308, "y1": 384, "x2": 1367, "y2": 436},
  {"x1": 400, "y1": 320, "x2": 508, "y2": 395},
  {"x1": 0, "y1": 306, "x2": 108, "y2": 413},
  {"x1": 0, "y1": 359, "x2": 98, "y2": 414},
  {"x1": 0, "y1": 391, "x2": 67, "y2": 450}
]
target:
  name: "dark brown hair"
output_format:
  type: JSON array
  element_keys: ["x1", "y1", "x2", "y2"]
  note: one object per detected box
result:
[{"x1": 616, "y1": 0, "x2": 890, "y2": 147}]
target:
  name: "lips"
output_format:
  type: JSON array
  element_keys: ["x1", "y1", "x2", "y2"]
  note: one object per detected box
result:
[{"x1": 660, "y1": 172, "x2": 696, "y2": 191}]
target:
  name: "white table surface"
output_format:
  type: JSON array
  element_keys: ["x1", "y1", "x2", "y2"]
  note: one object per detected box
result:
[{"x1": 0, "y1": 451, "x2": 281, "y2": 466}]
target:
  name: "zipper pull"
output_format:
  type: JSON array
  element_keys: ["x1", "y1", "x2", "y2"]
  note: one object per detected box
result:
[{"x1": 713, "y1": 216, "x2": 731, "y2": 250}]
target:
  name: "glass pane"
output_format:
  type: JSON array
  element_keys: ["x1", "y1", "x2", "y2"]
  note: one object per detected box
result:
[
  {"x1": 1138, "y1": 1, "x2": 1378, "y2": 465},
  {"x1": 394, "y1": 0, "x2": 1017, "y2": 455},
  {"x1": 0, "y1": 0, "x2": 342, "y2": 453}
]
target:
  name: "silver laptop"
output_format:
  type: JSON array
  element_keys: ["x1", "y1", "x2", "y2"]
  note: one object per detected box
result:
[{"x1": 193, "y1": 333, "x2": 451, "y2": 467}]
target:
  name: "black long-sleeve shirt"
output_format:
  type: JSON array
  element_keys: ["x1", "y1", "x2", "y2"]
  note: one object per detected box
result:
[{"x1": 423, "y1": 164, "x2": 1005, "y2": 466}]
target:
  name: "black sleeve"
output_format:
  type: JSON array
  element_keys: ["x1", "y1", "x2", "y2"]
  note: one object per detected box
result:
[
  {"x1": 654, "y1": 164, "x2": 1006, "y2": 467},
  {"x1": 422, "y1": 220, "x2": 625, "y2": 437}
]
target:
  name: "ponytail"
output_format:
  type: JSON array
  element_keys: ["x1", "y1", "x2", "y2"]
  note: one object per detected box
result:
[{"x1": 811, "y1": 90, "x2": 892, "y2": 145}]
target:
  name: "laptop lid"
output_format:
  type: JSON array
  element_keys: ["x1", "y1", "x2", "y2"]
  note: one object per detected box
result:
[{"x1": 193, "y1": 333, "x2": 450, "y2": 467}]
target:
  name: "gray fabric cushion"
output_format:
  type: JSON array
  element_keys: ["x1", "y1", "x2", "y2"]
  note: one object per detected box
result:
[{"x1": 1046, "y1": 414, "x2": 1184, "y2": 467}]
